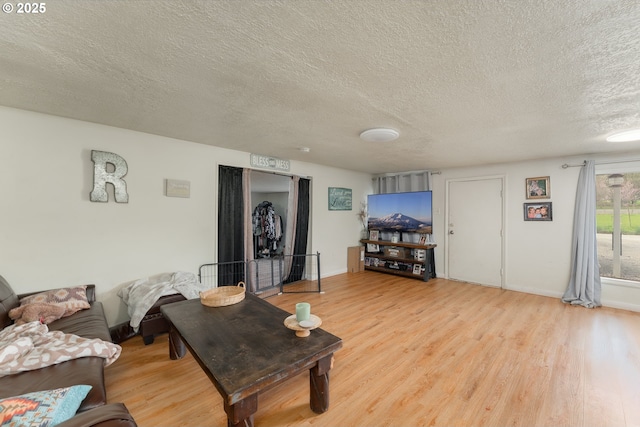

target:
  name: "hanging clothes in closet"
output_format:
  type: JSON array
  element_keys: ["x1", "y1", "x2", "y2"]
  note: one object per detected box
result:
[{"x1": 252, "y1": 201, "x2": 283, "y2": 258}]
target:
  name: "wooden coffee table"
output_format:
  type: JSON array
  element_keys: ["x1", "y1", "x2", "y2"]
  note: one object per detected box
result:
[{"x1": 161, "y1": 293, "x2": 342, "y2": 427}]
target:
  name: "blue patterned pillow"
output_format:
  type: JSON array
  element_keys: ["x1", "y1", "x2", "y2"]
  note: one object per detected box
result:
[{"x1": 0, "y1": 385, "x2": 91, "y2": 426}]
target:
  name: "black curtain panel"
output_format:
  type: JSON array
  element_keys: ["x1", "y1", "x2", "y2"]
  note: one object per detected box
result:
[
  {"x1": 218, "y1": 165, "x2": 244, "y2": 286},
  {"x1": 285, "y1": 178, "x2": 310, "y2": 283}
]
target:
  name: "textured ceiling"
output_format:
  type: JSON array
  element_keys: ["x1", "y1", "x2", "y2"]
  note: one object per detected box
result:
[{"x1": 2, "y1": 1, "x2": 640, "y2": 174}]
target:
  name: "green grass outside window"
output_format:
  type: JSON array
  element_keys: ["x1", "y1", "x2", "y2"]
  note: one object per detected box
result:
[{"x1": 597, "y1": 213, "x2": 640, "y2": 235}]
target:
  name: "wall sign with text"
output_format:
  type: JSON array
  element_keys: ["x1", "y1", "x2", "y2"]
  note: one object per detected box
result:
[
  {"x1": 328, "y1": 187, "x2": 352, "y2": 211},
  {"x1": 250, "y1": 154, "x2": 290, "y2": 172}
]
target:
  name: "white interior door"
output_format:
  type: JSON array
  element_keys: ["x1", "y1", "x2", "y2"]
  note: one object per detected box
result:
[{"x1": 447, "y1": 177, "x2": 504, "y2": 287}]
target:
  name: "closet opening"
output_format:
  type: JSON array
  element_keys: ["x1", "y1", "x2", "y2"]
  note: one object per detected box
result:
[{"x1": 213, "y1": 166, "x2": 319, "y2": 297}]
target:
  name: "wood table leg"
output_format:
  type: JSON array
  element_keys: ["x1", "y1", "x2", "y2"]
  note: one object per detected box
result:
[
  {"x1": 168, "y1": 325, "x2": 187, "y2": 360},
  {"x1": 309, "y1": 353, "x2": 334, "y2": 414},
  {"x1": 224, "y1": 394, "x2": 258, "y2": 427}
]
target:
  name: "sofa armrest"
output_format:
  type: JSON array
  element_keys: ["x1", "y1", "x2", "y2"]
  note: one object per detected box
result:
[
  {"x1": 0, "y1": 274, "x2": 19, "y2": 328},
  {"x1": 56, "y1": 403, "x2": 137, "y2": 427}
]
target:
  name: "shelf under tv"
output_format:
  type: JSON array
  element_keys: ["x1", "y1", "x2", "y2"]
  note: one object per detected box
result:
[
  {"x1": 360, "y1": 240, "x2": 436, "y2": 250},
  {"x1": 360, "y1": 239, "x2": 436, "y2": 282}
]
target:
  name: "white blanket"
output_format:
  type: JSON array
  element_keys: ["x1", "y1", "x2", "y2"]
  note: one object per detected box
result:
[
  {"x1": 0, "y1": 321, "x2": 121, "y2": 378},
  {"x1": 118, "y1": 271, "x2": 208, "y2": 332}
]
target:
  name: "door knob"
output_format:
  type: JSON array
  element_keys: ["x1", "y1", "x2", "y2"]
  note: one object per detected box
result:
[{"x1": 449, "y1": 230, "x2": 454, "y2": 234}]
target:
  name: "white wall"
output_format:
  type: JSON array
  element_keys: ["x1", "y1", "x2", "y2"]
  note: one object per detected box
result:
[
  {"x1": 432, "y1": 155, "x2": 640, "y2": 312},
  {"x1": 302, "y1": 163, "x2": 374, "y2": 277},
  {"x1": 0, "y1": 107, "x2": 372, "y2": 326},
  {"x1": 3, "y1": 106, "x2": 638, "y2": 328}
]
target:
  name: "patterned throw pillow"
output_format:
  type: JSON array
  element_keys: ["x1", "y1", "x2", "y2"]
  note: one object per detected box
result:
[
  {"x1": 19, "y1": 286, "x2": 90, "y2": 317},
  {"x1": 0, "y1": 385, "x2": 91, "y2": 426}
]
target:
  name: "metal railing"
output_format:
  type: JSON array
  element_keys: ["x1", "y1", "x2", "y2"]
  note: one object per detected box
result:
[{"x1": 198, "y1": 252, "x2": 321, "y2": 297}]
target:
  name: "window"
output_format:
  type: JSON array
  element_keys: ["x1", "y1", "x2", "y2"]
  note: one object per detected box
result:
[{"x1": 595, "y1": 170, "x2": 640, "y2": 282}]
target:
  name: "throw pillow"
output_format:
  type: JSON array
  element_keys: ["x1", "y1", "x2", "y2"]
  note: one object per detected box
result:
[
  {"x1": 19, "y1": 286, "x2": 90, "y2": 318},
  {"x1": 0, "y1": 385, "x2": 91, "y2": 426}
]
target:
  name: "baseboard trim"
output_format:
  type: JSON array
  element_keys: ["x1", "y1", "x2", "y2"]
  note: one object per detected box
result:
[
  {"x1": 504, "y1": 284, "x2": 640, "y2": 313},
  {"x1": 109, "y1": 321, "x2": 137, "y2": 344},
  {"x1": 503, "y1": 284, "x2": 563, "y2": 299},
  {"x1": 599, "y1": 299, "x2": 640, "y2": 313}
]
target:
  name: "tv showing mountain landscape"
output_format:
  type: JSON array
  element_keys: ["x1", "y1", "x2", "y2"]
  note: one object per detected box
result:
[{"x1": 367, "y1": 191, "x2": 432, "y2": 234}]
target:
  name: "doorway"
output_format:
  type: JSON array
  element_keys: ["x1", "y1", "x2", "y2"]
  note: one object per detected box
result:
[
  {"x1": 251, "y1": 170, "x2": 290, "y2": 259},
  {"x1": 446, "y1": 176, "x2": 504, "y2": 287},
  {"x1": 217, "y1": 166, "x2": 315, "y2": 295}
]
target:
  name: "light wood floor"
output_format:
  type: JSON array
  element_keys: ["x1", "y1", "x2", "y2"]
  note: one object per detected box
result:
[{"x1": 105, "y1": 273, "x2": 640, "y2": 427}]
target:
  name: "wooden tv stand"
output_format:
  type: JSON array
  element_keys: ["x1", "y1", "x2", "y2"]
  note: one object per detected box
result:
[{"x1": 360, "y1": 239, "x2": 436, "y2": 281}]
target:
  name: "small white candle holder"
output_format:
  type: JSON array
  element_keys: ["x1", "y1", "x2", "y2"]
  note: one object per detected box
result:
[{"x1": 284, "y1": 314, "x2": 322, "y2": 337}]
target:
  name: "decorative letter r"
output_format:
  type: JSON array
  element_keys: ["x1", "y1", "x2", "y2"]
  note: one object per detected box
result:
[{"x1": 90, "y1": 150, "x2": 129, "y2": 203}]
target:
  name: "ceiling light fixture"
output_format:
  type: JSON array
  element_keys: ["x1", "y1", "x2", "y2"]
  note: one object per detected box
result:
[
  {"x1": 359, "y1": 128, "x2": 399, "y2": 143},
  {"x1": 299, "y1": 147, "x2": 310, "y2": 152},
  {"x1": 606, "y1": 129, "x2": 640, "y2": 142}
]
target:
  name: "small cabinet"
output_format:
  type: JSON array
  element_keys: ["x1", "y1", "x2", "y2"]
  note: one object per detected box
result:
[{"x1": 360, "y1": 239, "x2": 436, "y2": 281}]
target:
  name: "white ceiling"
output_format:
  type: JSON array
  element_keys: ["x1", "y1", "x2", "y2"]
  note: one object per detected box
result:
[{"x1": 2, "y1": 1, "x2": 640, "y2": 174}]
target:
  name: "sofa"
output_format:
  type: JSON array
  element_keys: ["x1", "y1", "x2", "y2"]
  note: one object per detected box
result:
[{"x1": 0, "y1": 275, "x2": 137, "y2": 427}]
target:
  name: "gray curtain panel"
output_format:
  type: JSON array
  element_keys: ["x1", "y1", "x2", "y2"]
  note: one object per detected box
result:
[
  {"x1": 372, "y1": 171, "x2": 432, "y2": 194},
  {"x1": 243, "y1": 168, "x2": 256, "y2": 292},
  {"x1": 285, "y1": 177, "x2": 310, "y2": 283},
  {"x1": 562, "y1": 160, "x2": 602, "y2": 308},
  {"x1": 282, "y1": 176, "x2": 299, "y2": 280}
]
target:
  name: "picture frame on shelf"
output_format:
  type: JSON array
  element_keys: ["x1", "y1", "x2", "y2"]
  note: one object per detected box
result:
[
  {"x1": 524, "y1": 202, "x2": 552, "y2": 221},
  {"x1": 526, "y1": 176, "x2": 550, "y2": 199},
  {"x1": 412, "y1": 264, "x2": 422, "y2": 275},
  {"x1": 369, "y1": 230, "x2": 379, "y2": 241},
  {"x1": 366, "y1": 243, "x2": 380, "y2": 252}
]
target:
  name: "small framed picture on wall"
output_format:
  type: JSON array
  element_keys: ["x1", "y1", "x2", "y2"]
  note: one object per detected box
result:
[
  {"x1": 526, "y1": 176, "x2": 550, "y2": 199},
  {"x1": 524, "y1": 202, "x2": 552, "y2": 221}
]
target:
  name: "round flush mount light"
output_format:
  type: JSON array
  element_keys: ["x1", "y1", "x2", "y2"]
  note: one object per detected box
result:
[
  {"x1": 359, "y1": 128, "x2": 399, "y2": 142},
  {"x1": 606, "y1": 129, "x2": 640, "y2": 142}
]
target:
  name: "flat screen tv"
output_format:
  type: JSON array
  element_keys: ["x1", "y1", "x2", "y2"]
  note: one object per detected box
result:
[{"x1": 367, "y1": 191, "x2": 432, "y2": 234}]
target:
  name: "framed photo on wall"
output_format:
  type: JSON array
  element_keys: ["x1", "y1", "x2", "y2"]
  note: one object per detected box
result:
[
  {"x1": 526, "y1": 176, "x2": 550, "y2": 199},
  {"x1": 524, "y1": 202, "x2": 552, "y2": 221}
]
